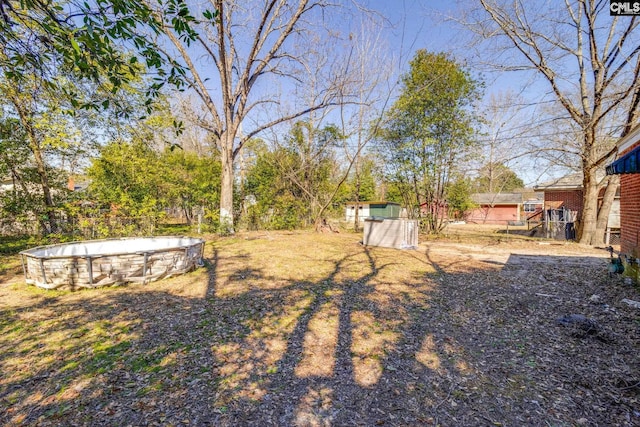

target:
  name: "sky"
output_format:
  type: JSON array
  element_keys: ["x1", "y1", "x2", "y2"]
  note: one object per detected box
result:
[
  {"x1": 346, "y1": 0, "x2": 633, "y2": 186},
  {"x1": 338, "y1": 0, "x2": 552, "y2": 185},
  {"x1": 168, "y1": 0, "x2": 636, "y2": 187},
  {"x1": 357, "y1": 0, "x2": 536, "y2": 102}
]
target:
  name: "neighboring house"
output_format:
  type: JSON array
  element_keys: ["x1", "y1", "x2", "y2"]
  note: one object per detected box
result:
[
  {"x1": 606, "y1": 123, "x2": 640, "y2": 264},
  {"x1": 419, "y1": 200, "x2": 449, "y2": 220},
  {"x1": 465, "y1": 193, "x2": 523, "y2": 225},
  {"x1": 345, "y1": 201, "x2": 401, "y2": 222},
  {"x1": 522, "y1": 192, "x2": 544, "y2": 215},
  {"x1": 534, "y1": 172, "x2": 620, "y2": 241},
  {"x1": 67, "y1": 175, "x2": 90, "y2": 192},
  {"x1": 510, "y1": 191, "x2": 546, "y2": 227},
  {"x1": 534, "y1": 172, "x2": 585, "y2": 213}
]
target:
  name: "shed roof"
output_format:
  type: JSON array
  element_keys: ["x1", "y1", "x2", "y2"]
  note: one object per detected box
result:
[
  {"x1": 471, "y1": 193, "x2": 523, "y2": 205},
  {"x1": 345, "y1": 201, "x2": 400, "y2": 206}
]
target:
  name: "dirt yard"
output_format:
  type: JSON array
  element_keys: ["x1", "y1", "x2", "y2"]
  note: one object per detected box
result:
[{"x1": 1, "y1": 229, "x2": 639, "y2": 426}]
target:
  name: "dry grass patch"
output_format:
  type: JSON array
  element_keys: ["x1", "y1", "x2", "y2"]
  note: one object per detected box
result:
[{"x1": 1, "y1": 230, "x2": 639, "y2": 426}]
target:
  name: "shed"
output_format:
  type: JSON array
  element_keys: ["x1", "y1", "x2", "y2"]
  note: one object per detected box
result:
[
  {"x1": 465, "y1": 193, "x2": 523, "y2": 225},
  {"x1": 345, "y1": 201, "x2": 401, "y2": 222},
  {"x1": 363, "y1": 218, "x2": 418, "y2": 249}
]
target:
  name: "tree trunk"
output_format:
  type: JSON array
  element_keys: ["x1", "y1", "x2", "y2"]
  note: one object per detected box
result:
[
  {"x1": 9, "y1": 94, "x2": 57, "y2": 234},
  {"x1": 594, "y1": 175, "x2": 619, "y2": 247},
  {"x1": 579, "y1": 167, "x2": 599, "y2": 245},
  {"x1": 182, "y1": 200, "x2": 192, "y2": 225},
  {"x1": 219, "y1": 142, "x2": 235, "y2": 233},
  {"x1": 354, "y1": 176, "x2": 361, "y2": 232}
]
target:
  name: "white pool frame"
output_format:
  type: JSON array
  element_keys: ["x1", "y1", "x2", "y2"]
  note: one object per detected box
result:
[{"x1": 20, "y1": 236, "x2": 205, "y2": 290}]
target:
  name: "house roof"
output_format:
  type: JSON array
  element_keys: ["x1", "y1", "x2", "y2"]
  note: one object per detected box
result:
[
  {"x1": 616, "y1": 122, "x2": 640, "y2": 153},
  {"x1": 518, "y1": 190, "x2": 544, "y2": 201},
  {"x1": 534, "y1": 172, "x2": 583, "y2": 191},
  {"x1": 471, "y1": 193, "x2": 523, "y2": 205}
]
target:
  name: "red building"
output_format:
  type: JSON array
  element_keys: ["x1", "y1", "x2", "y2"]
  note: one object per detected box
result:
[
  {"x1": 465, "y1": 193, "x2": 523, "y2": 225},
  {"x1": 533, "y1": 174, "x2": 583, "y2": 239},
  {"x1": 606, "y1": 124, "x2": 640, "y2": 261},
  {"x1": 534, "y1": 172, "x2": 584, "y2": 212}
]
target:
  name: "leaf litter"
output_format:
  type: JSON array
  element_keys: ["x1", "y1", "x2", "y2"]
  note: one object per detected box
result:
[{"x1": 0, "y1": 230, "x2": 638, "y2": 426}]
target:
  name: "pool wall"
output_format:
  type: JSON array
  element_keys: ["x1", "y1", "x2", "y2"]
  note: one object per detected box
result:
[{"x1": 20, "y1": 237, "x2": 205, "y2": 290}]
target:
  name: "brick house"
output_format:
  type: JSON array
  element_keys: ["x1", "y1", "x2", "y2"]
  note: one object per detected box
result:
[
  {"x1": 606, "y1": 124, "x2": 640, "y2": 263},
  {"x1": 465, "y1": 193, "x2": 523, "y2": 225},
  {"x1": 534, "y1": 173, "x2": 584, "y2": 212},
  {"x1": 534, "y1": 172, "x2": 620, "y2": 241}
]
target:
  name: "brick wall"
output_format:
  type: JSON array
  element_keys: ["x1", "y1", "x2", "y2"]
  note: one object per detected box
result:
[
  {"x1": 466, "y1": 205, "x2": 520, "y2": 224},
  {"x1": 620, "y1": 142, "x2": 640, "y2": 256},
  {"x1": 544, "y1": 190, "x2": 584, "y2": 216}
]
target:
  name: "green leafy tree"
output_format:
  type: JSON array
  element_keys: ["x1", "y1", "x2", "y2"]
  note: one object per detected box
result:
[
  {"x1": 0, "y1": 66, "x2": 156, "y2": 235},
  {"x1": 283, "y1": 122, "x2": 343, "y2": 227},
  {"x1": 0, "y1": 74, "x2": 89, "y2": 233},
  {"x1": 160, "y1": 149, "x2": 221, "y2": 226},
  {"x1": 472, "y1": 163, "x2": 524, "y2": 193},
  {"x1": 346, "y1": 155, "x2": 378, "y2": 202},
  {"x1": 87, "y1": 139, "x2": 165, "y2": 233},
  {"x1": 0, "y1": 0, "x2": 197, "y2": 111},
  {"x1": 0, "y1": 116, "x2": 41, "y2": 232},
  {"x1": 377, "y1": 50, "x2": 481, "y2": 233},
  {"x1": 244, "y1": 146, "x2": 305, "y2": 230},
  {"x1": 343, "y1": 155, "x2": 379, "y2": 230},
  {"x1": 244, "y1": 122, "x2": 343, "y2": 230},
  {"x1": 446, "y1": 177, "x2": 476, "y2": 220}
]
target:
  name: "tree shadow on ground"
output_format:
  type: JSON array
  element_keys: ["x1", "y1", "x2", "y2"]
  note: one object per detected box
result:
[{"x1": 1, "y1": 234, "x2": 638, "y2": 426}]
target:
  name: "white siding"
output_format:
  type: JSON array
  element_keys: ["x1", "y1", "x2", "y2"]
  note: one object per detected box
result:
[{"x1": 345, "y1": 203, "x2": 371, "y2": 222}]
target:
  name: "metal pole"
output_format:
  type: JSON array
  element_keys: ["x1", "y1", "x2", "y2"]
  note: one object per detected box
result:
[
  {"x1": 20, "y1": 254, "x2": 28, "y2": 281},
  {"x1": 143, "y1": 252, "x2": 148, "y2": 279},
  {"x1": 87, "y1": 257, "x2": 93, "y2": 286},
  {"x1": 39, "y1": 258, "x2": 47, "y2": 285}
]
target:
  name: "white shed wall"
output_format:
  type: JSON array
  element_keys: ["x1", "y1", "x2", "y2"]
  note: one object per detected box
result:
[{"x1": 345, "y1": 204, "x2": 371, "y2": 222}]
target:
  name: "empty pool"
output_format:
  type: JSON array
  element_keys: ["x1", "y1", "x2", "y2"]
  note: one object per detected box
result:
[{"x1": 20, "y1": 236, "x2": 206, "y2": 289}]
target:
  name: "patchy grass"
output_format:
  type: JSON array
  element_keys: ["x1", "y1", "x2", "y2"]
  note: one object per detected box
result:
[
  {"x1": 0, "y1": 230, "x2": 639, "y2": 426},
  {"x1": 155, "y1": 222, "x2": 196, "y2": 236},
  {"x1": 438, "y1": 222, "x2": 542, "y2": 244},
  {"x1": 0, "y1": 235, "x2": 42, "y2": 255}
]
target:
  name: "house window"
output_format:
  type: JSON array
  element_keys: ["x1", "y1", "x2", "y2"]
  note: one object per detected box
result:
[{"x1": 524, "y1": 203, "x2": 538, "y2": 213}]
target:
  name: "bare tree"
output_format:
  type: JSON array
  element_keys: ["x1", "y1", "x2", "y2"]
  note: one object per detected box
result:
[
  {"x1": 334, "y1": 15, "x2": 394, "y2": 232},
  {"x1": 461, "y1": 0, "x2": 640, "y2": 245},
  {"x1": 150, "y1": 0, "x2": 345, "y2": 232},
  {"x1": 474, "y1": 91, "x2": 540, "y2": 192}
]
